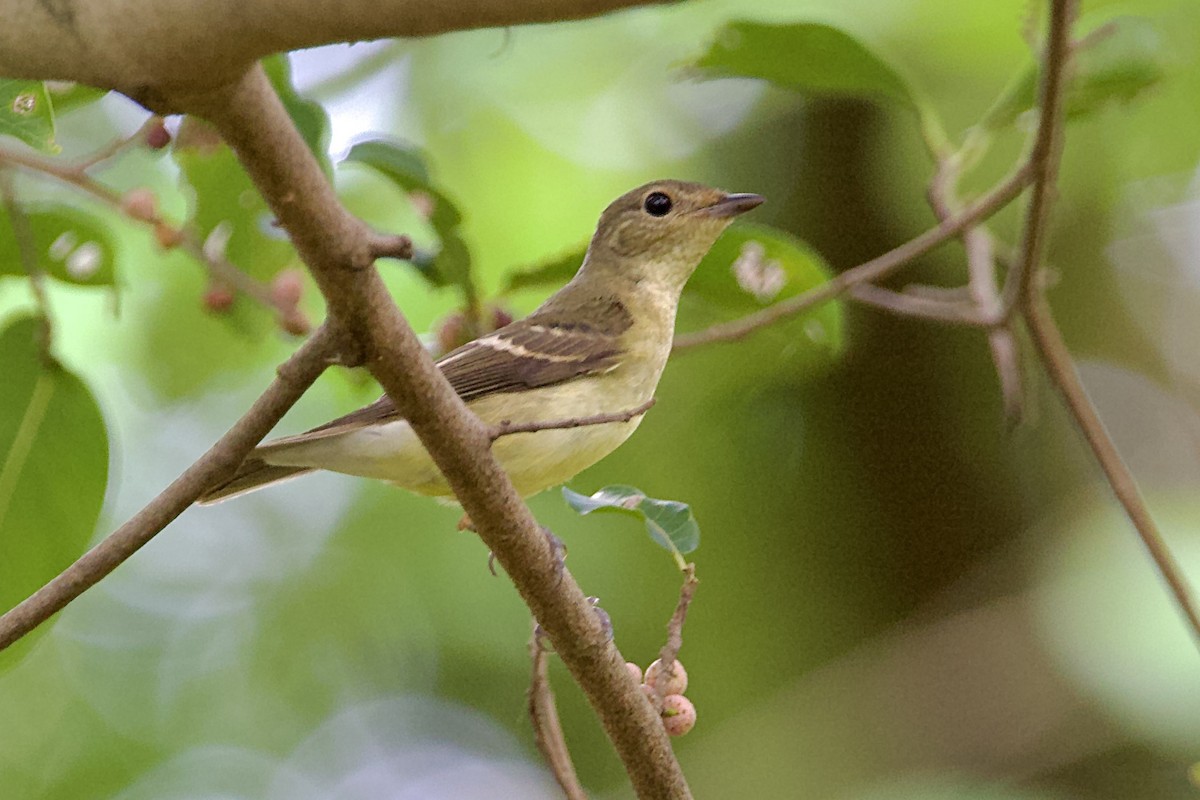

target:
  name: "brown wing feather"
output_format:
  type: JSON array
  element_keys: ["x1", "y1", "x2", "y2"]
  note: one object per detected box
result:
[{"x1": 278, "y1": 318, "x2": 625, "y2": 442}]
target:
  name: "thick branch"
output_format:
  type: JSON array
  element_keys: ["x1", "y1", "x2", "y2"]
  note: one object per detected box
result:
[
  {"x1": 180, "y1": 67, "x2": 689, "y2": 799},
  {"x1": 0, "y1": 324, "x2": 339, "y2": 650},
  {"x1": 672, "y1": 163, "x2": 1033, "y2": 352},
  {"x1": 0, "y1": 0, "x2": 667, "y2": 96}
]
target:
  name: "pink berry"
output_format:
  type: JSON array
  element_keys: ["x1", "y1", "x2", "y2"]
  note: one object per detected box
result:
[
  {"x1": 279, "y1": 309, "x2": 311, "y2": 336},
  {"x1": 203, "y1": 284, "x2": 235, "y2": 313},
  {"x1": 270, "y1": 268, "x2": 305, "y2": 308},
  {"x1": 145, "y1": 121, "x2": 171, "y2": 150},
  {"x1": 644, "y1": 658, "x2": 688, "y2": 696},
  {"x1": 120, "y1": 188, "x2": 159, "y2": 223},
  {"x1": 625, "y1": 662, "x2": 642, "y2": 684},
  {"x1": 153, "y1": 222, "x2": 184, "y2": 250},
  {"x1": 660, "y1": 694, "x2": 695, "y2": 737}
]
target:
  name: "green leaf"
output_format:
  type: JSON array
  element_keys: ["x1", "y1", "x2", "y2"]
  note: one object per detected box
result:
[
  {"x1": 692, "y1": 21, "x2": 916, "y2": 109},
  {"x1": 0, "y1": 80, "x2": 56, "y2": 152},
  {"x1": 980, "y1": 16, "x2": 1166, "y2": 132},
  {"x1": 262, "y1": 55, "x2": 332, "y2": 178},
  {"x1": 563, "y1": 485, "x2": 700, "y2": 567},
  {"x1": 500, "y1": 245, "x2": 585, "y2": 294},
  {"x1": 0, "y1": 203, "x2": 117, "y2": 286},
  {"x1": 678, "y1": 221, "x2": 844, "y2": 355},
  {"x1": 0, "y1": 316, "x2": 108, "y2": 670},
  {"x1": 343, "y1": 138, "x2": 472, "y2": 292}
]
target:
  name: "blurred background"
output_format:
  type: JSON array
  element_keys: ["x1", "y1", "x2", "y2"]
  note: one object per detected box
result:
[{"x1": 2, "y1": 0, "x2": 1200, "y2": 797}]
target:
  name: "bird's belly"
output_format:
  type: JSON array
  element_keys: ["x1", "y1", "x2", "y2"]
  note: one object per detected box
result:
[{"x1": 268, "y1": 378, "x2": 649, "y2": 499}]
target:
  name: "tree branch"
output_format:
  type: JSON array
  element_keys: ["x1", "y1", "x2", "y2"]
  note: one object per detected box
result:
[
  {"x1": 0, "y1": 0, "x2": 668, "y2": 95},
  {"x1": 672, "y1": 162, "x2": 1033, "y2": 352},
  {"x1": 529, "y1": 625, "x2": 589, "y2": 800},
  {"x1": 0, "y1": 323, "x2": 340, "y2": 651},
  {"x1": 491, "y1": 399, "x2": 655, "y2": 440},
  {"x1": 177, "y1": 66, "x2": 689, "y2": 799}
]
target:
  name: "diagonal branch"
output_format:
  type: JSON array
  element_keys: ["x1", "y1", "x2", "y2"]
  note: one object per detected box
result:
[
  {"x1": 0, "y1": 323, "x2": 341, "y2": 651},
  {"x1": 177, "y1": 66, "x2": 690, "y2": 799}
]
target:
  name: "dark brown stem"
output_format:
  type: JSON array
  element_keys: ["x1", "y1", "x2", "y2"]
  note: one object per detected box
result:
[
  {"x1": 0, "y1": 324, "x2": 340, "y2": 650},
  {"x1": 529, "y1": 625, "x2": 589, "y2": 800},
  {"x1": 655, "y1": 563, "x2": 698, "y2": 702},
  {"x1": 491, "y1": 399, "x2": 656, "y2": 441}
]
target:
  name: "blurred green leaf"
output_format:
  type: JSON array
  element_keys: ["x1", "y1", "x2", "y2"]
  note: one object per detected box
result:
[
  {"x1": 42, "y1": 82, "x2": 108, "y2": 115},
  {"x1": 980, "y1": 16, "x2": 1166, "y2": 132},
  {"x1": 0, "y1": 316, "x2": 108, "y2": 671},
  {"x1": 343, "y1": 138, "x2": 473, "y2": 294},
  {"x1": 500, "y1": 245, "x2": 585, "y2": 294},
  {"x1": 262, "y1": 55, "x2": 332, "y2": 178},
  {"x1": 563, "y1": 484, "x2": 699, "y2": 564},
  {"x1": 679, "y1": 221, "x2": 843, "y2": 355},
  {"x1": 0, "y1": 204, "x2": 117, "y2": 286},
  {"x1": 692, "y1": 21, "x2": 917, "y2": 109},
  {"x1": 0, "y1": 79, "x2": 56, "y2": 152}
]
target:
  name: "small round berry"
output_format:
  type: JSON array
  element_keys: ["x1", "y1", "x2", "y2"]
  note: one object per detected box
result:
[
  {"x1": 625, "y1": 662, "x2": 643, "y2": 684},
  {"x1": 643, "y1": 191, "x2": 673, "y2": 217},
  {"x1": 435, "y1": 312, "x2": 468, "y2": 355},
  {"x1": 203, "y1": 284, "x2": 235, "y2": 313},
  {"x1": 660, "y1": 694, "x2": 695, "y2": 737},
  {"x1": 270, "y1": 268, "x2": 305, "y2": 308},
  {"x1": 120, "y1": 188, "x2": 159, "y2": 223},
  {"x1": 490, "y1": 306, "x2": 514, "y2": 331},
  {"x1": 279, "y1": 309, "x2": 312, "y2": 336},
  {"x1": 153, "y1": 222, "x2": 185, "y2": 250},
  {"x1": 644, "y1": 658, "x2": 688, "y2": 696},
  {"x1": 145, "y1": 120, "x2": 171, "y2": 150}
]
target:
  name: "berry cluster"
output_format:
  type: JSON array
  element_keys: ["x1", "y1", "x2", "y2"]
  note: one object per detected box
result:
[{"x1": 626, "y1": 658, "x2": 696, "y2": 737}]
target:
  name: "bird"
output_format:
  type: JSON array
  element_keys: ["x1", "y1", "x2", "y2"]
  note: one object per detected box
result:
[{"x1": 199, "y1": 180, "x2": 763, "y2": 504}]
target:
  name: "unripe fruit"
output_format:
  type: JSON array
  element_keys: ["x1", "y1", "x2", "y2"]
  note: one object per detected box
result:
[
  {"x1": 625, "y1": 662, "x2": 643, "y2": 684},
  {"x1": 270, "y1": 268, "x2": 305, "y2": 308},
  {"x1": 660, "y1": 694, "x2": 695, "y2": 737},
  {"x1": 145, "y1": 120, "x2": 171, "y2": 150},
  {"x1": 644, "y1": 658, "x2": 688, "y2": 696},
  {"x1": 279, "y1": 309, "x2": 312, "y2": 336},
  {"x1": 203, "y1": 284, "x2": 235, "y2": 313},
  {"x1": 120, "y1": 188, "x2": 159, "y2": 223}
]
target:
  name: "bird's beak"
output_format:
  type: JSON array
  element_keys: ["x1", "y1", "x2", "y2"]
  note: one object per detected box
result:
[{"x1": 704, "y1": 192, "x2": 765, "y2": 218}]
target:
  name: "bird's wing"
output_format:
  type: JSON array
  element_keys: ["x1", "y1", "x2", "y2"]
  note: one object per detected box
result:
[{"x1": 269, "y1": 320, "x2": 625, "y2": 444}]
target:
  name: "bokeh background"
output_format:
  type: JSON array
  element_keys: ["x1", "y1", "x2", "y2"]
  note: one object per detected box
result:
[{"x1": 2, "y1": 0, "x2": 1200, "y2": 797}]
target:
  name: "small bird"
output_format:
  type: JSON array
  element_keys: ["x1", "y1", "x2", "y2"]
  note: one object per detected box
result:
[{"x1": 199, "y1": 180, "x2": 763, "y2": 504}]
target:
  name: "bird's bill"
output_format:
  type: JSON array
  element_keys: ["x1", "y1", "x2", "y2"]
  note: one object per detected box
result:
[{"x1": 702, "y1": 192, "x2": 765, "y2": 218}]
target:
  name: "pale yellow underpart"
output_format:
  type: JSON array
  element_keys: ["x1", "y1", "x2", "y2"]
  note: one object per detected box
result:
[{"x1": 261, "y1": 275, "x2": 678, "y2": 499}]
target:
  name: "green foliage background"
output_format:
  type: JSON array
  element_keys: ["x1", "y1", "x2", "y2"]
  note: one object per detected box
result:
[{"x1": 2, "y1": 0, "x2": 1200, "y2": 797}]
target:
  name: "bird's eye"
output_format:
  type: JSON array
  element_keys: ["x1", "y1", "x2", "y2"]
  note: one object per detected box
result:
[{"x1": 643, "y1": 192, "x2": 673, "y2": 217}]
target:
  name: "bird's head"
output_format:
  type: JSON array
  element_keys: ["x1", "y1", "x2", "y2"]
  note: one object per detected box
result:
[{"x1": 583, "y1": 179, "x2": 764, "y2": 292}]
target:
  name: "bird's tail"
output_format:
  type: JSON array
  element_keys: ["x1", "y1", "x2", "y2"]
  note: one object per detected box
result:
[{"x1": 197, "y1": 457, "x2": 314, "y2": 505}]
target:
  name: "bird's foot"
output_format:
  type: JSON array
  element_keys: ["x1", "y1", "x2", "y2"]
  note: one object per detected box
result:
[{"x1": 457, "y1": 513, "x2": 475, "y2": 532}]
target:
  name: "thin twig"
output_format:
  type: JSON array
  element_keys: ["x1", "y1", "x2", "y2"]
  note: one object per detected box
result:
[
  {"x1": 928, "y1": 157, "x2": 1026, "y2": 423},
  {"x1": 0, "y1": 324, "x2": 340, "y2": 651},
  {"x1": 655, "y1": 563, "x2": 698, "y2": 702},
  {"x1": 74, "y1": 116, "x2": 163, "y2": 171},
  {"x1": 1024, "y1": 299, "x2": 1200, "y2": 645},
  {"x1": 671, "y1": 162, "x2": 1033, "y2": 352},
  {"x1": 0, "y1": 141, "x2": 287, "y2": 320},
  {"x1": 1001, "y1": 0, "x2": 1079, "y2": 316},
  {"x1": 491, "y1": 399, "x2": 655, "y2": 441},
  {"x1": 848, "y1": 284, "x2": 988, "y2": 326},
  {"x1": 528, "y1": 623, "x2": 589, "y2": 800}
]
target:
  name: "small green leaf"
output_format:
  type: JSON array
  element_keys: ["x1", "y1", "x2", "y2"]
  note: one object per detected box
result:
[
  {"x1": 0, "y1": 79, "x2": 56, "y2": 152},
  {"x1": 563, "y1": 485, "x2": 700, "y2": 567},
  {"x1": 980, "y1": 16, "x2": 1166, "y2": 132},
  {"x1": 0, "y1": 204, "x2": 117, "y2": 286},
  {"x1": 262, "y1": 55, "x2": 332, "y2": 178},
  {"x1": 500, "y1": 245, "x2": 585, "y2": 294},
  {"x1": 0, "y1": 316, "x2": 108, "y2": 671},
  {"x1": 692, "y1": 21, "x2": 916, "y2": 109},
  {"x1": 343, "y1": 138, "x2": 472, "y2": 292}
]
